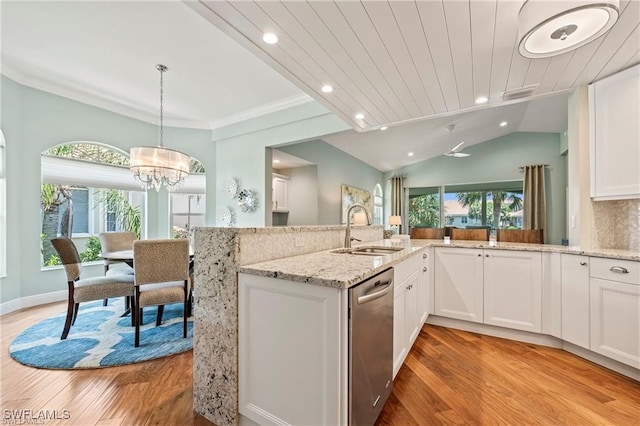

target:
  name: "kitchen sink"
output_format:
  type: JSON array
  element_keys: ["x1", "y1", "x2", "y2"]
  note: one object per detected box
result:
[{"x1": 331, "y1": 246, "x2": 404, "y2": 256}]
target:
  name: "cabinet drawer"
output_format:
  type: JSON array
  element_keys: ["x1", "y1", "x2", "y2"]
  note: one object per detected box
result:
[
  {"x1": 394, "y1": 253, "x2": 421, "y2": 285},
  {"x1": 590, "y1": 257, "x2": 640, "y2": 286}
]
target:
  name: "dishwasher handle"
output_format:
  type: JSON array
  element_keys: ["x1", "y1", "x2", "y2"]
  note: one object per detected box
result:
[{"x1": 357, "y1": 280, "x2": 393, "y2": 305}]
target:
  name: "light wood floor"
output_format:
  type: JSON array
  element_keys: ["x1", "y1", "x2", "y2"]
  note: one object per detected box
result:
[{"x1": 2, "y1": 302, "x2": 639, "y2": 425}]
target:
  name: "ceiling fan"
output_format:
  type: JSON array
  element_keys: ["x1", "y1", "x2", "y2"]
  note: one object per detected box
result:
[{"x1": 444, "y1": 124, "x2": 470, "y2": 158}]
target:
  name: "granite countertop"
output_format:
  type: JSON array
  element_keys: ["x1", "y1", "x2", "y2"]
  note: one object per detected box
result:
[{"x1": 238, "y1": 239, "x2": 640, "y2": 289}]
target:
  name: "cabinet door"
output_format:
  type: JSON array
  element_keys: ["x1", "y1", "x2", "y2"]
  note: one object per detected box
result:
[
  {"x1": 434, "y1": 248, "x2": 483, "y2": 323},
  {"x1": 484, "y1": 250, "x2": 542, "y2": 333},
  {"x1": 393, "y1": 280, "x2": 407, "y2": 379},
  {"x1": 272, "y1": 176, "x2": 288, "y2": 211},
  {"x1": 417, "y1": 249, "x2": 429, "y2": 325},
  {"x1": 404, "y1": 271, "x2": 420, "y2": 347},
  {"x1": 589, "y1": 64, "x2": 640, "y2": 200},
  {"x1": 590, "y1": 278, "x2": 640, "y2": 369},
  {"x1": 561, "y1": 254, "x2": 590, "y2": 349}
]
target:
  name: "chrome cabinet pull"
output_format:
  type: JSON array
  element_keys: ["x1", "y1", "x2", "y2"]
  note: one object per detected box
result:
[
  {"x1": 423, "y1": 267, "x2": 427, "y2": 272},
  {"x1": 485, "y1": 254, "x2": 489, "y2": 257},
  {"x1": 580, "y1": 261, "x2": 587, "y2": 266},
  {"x1": 610, "y1": 266, "x2": 629, "y2": 274},
  {"x1": 423, "y1": 253, "x2": 427, "y2": 259}
]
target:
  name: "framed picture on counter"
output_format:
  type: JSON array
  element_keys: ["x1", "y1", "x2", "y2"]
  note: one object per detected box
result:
[{"x1": 341, "y1": 184, "x2": 373, "y2": 224}]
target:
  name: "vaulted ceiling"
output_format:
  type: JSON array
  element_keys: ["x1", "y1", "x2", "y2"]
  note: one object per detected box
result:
[{"x1": 2, "y1": 1, "x2": 639, "y2": 171}]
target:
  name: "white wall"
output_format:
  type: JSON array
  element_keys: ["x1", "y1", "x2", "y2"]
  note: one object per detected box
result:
[{"x1": 387, "y1": 132, "x2": 567, "y2": 245}]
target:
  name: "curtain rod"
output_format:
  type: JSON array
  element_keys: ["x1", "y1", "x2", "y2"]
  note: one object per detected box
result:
[{"x1": 519, "y1": 164, "x2": 549, "y2": 172}]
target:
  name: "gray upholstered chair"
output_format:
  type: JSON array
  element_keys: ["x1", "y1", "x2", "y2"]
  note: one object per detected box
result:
[
  {"x1": 51, "y1": 237, "x2": 135, "y2": 340},
  {"x1": 132, "y1": 239, "x2": 190, "y2": 347},
  {"x1": 98, "y1": 232, "x2": 137, "y2": 275}
]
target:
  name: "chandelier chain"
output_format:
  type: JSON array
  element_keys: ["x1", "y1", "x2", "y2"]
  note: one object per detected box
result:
[{"x1": 159, "y1": 65, "x2": 164, "y2": 147}]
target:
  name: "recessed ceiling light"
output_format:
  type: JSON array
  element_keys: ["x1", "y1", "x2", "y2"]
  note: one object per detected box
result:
[
  {"x1": 321, "y1": 85, "x2": 333, "y2": 93},
  {"x1": 273, "y1": 159, "x2": 280, "y2": 164},
  {"x1": 500, "y1": 121, "x2": 508, "y2": 127},
  {"x1": 355, "y1": 113, "x2": 365, "y2": 120},
  {"x1": 262, "y1": 32, "x2": 278, "y2": 44},
  {"x1": 380, "y1": 126, "x2": 388, "y2": 131},
  {"x1": 408, "y1": 152, "x2": 414, "y2": 157},
  {"x1": 475, "y1": 96, "x2": 489, "y2": 104}
]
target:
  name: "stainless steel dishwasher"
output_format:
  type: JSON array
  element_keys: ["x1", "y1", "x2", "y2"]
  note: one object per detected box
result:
[{"x1": 349, "y1": 267, "x2": 394, "y2": 425}]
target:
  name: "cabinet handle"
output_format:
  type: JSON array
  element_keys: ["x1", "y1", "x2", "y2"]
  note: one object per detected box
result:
[
  {"x1": 423, "y1": 267, "x2": 427, "y2": 272},
  {"x1": 579, "y1": 261, "x2": 587, "y2": 266},
  {"x1": 610, "y1": 266, "x2": 629, "y2": 274},
  {"x1": 485, "y1": 254, "x2": 489, "y2": 257},
  {"x1": 477, "y1": 254, "x2": 481, "y2": 257},
  {"x1": 423, "y1": 253, "x2": 427, "y2": 259}
]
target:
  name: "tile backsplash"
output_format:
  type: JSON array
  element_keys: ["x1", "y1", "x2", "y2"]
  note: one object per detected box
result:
[{"x1": 591, "y1": 199, "x2": 640, "y2": 251}]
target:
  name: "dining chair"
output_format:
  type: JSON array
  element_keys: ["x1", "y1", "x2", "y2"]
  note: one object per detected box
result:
[
  {"x1": 51, "y1": 237, "x2": 135, "y2": 340},
  {"x1": 497, "y1": 229, "x2": 544, "y2": 244},
  {"x1": 410, "y1": 228, "x2": 445, "y2": 239},
  {"x1": 450, "y1": 228, "x2": 490, "y2": 241},
  {"x1": 132, "y1": 239, "x2": 190, "y2": 347},
  {"x1": 98, "y1": 232, "x2": 137, "y2": 275}
]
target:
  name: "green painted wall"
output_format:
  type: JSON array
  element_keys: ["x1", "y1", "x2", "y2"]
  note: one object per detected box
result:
[
  {"x1": 387, "y1": 132, "x2": 567, "y2": 244},
  {"x1": 0, "y1": 75, "x2": 212, "y2": 306},
  {"x1": 280, "y1": 140, "x2": 384, "y2": 225}
]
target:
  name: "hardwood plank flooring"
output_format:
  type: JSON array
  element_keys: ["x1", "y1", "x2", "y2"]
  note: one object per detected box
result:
[{"x1": 2, "y1": 302, "x2": 639, "y2": 425}]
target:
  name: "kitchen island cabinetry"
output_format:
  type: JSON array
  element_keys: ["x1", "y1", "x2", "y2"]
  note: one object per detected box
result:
[
  {"x1": 393, "y1": 253, "x2": 421, "y2": 378},
  {"x1": 590, "y1": 258, "x2": 640, "y2": 369}
]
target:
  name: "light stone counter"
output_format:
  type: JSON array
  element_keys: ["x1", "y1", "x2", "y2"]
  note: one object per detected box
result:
[{"x1": 238, "y1": 239, "x2": 639, "y2": 289}]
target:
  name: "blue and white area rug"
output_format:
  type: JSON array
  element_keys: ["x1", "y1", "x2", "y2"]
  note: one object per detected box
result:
[{"x1": 9, "y1": 298, "x2": 192, "y2": 369}]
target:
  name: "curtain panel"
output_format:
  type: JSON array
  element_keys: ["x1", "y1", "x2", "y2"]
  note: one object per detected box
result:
[
  {"x1": 391, "y1": 176, "x2": 404, "y2": 233},
  {"x1": 523, "y1": 165, "x2": 547, "y2": 240}
]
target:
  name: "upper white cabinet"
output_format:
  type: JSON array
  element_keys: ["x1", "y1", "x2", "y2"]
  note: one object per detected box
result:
[
  {"x1": 589, "y1": 64, "x2": 640, "y2": 200},
  {"x1": 484, "y1": 250, "x2": 542, "y2": 333},
  {"x1": 434, "y1": 247, "x2": 484, "y2": 323},
  {"x1": 272, "y1": 173, "x2": 289, "y2": 212}
]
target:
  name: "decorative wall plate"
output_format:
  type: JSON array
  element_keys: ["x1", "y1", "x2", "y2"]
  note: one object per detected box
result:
[
  {"x1": 223, "y1": 178, "x2": 238, "y2": 199},
  {"x1": 238, "y1": 189, "x2": 258, "y2": 213},
  {"x1": 216, "y1": 207, "x2": 234, "y2": 226}
]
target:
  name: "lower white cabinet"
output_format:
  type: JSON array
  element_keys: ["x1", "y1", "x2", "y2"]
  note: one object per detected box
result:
[
  {"x1": 589, "y1": 257, "x2": 640, "y2": 369},
  {"x1": 434, "y1": 248, "x2": 484, "y2": 323},
  {"x1": 393, "y1": 255, "x2": 421, "y2": 378},
  {"x1": 561, "y1": 254, "x2": 591, "y2": 349},
  {"x1": 483, "y1": 250, "x2": 542, "y2": 333}
]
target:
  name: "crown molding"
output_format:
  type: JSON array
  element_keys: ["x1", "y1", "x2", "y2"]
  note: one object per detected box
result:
[{"x1": 207, "y1": 93, "x2": 314, "y2": 130}]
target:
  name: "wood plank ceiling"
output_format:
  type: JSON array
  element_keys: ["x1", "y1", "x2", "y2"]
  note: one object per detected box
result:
[{"x1": 192, "y1": 0, "x2": 639, "y2": 131}]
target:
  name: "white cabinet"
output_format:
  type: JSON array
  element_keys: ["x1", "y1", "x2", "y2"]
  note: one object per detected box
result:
[
  {"x1": 272, "y1": 174, "x2": 289, "y2": 211},
  {"x1": 589, "y1": 63, "x2": 640, "y2": 200},
  {"x1": 541, "y1": 252, "x2": 562, "y2": 339},
  {"x1": 561, "y1": 254, "x2": 590, "y2": 349},
  {"x1": 589, "y1": 258, "x2": 640, "y2": 369},
  {"x1": 392, "y1": 254, "x2": 421, "y2": 378},
  {"x1": 417, "y1": 248, "x2": 431, "y2": 325},
  {"x1": 434, "y1": 247, "x2": 484, "y2": 323},
  {"x1": 484, "y1": 250, "x2": 542, "y2": 333}
]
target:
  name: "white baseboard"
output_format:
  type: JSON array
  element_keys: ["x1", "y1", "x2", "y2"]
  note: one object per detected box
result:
[{"x1": 0, "y1": 290, "x2": 67, "y2": 316}]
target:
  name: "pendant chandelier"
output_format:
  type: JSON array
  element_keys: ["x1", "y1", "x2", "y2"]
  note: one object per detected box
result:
[{"x1": 130, "y1": 64, "x2": 190, "y2": 192}]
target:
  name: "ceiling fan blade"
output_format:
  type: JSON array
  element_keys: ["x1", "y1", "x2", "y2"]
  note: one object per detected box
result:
[{"x1": 451, "y1": 141, "x2": 465, "y2": 152}]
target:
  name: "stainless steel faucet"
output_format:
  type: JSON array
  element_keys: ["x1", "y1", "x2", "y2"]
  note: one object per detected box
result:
[{"x1": 344, "y1": 203, "x2": 372, "y2": 248}]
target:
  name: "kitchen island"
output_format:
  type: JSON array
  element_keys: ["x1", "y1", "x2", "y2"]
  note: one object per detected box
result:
[{"x1": 193, "y1": 226, "x2": 639, "y2": 425}]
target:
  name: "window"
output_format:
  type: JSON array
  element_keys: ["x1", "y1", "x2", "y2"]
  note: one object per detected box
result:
[
  {"x1": 444, "y1": 181, "x2": 523, "y2": 230},
  {"x1": 171, "y1": 193, "x2": 205, "y2": 238},
  {"x1": 373, "y1": 184, "x2": 383, "y2": 225},
  {"x1": 408, "y1": 187, "x2": 441, "y2": 229}
]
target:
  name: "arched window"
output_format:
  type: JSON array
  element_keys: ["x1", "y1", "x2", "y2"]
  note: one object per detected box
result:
[{"x1": 373, "y1": 183, "x2": 383, "y2": 225}]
